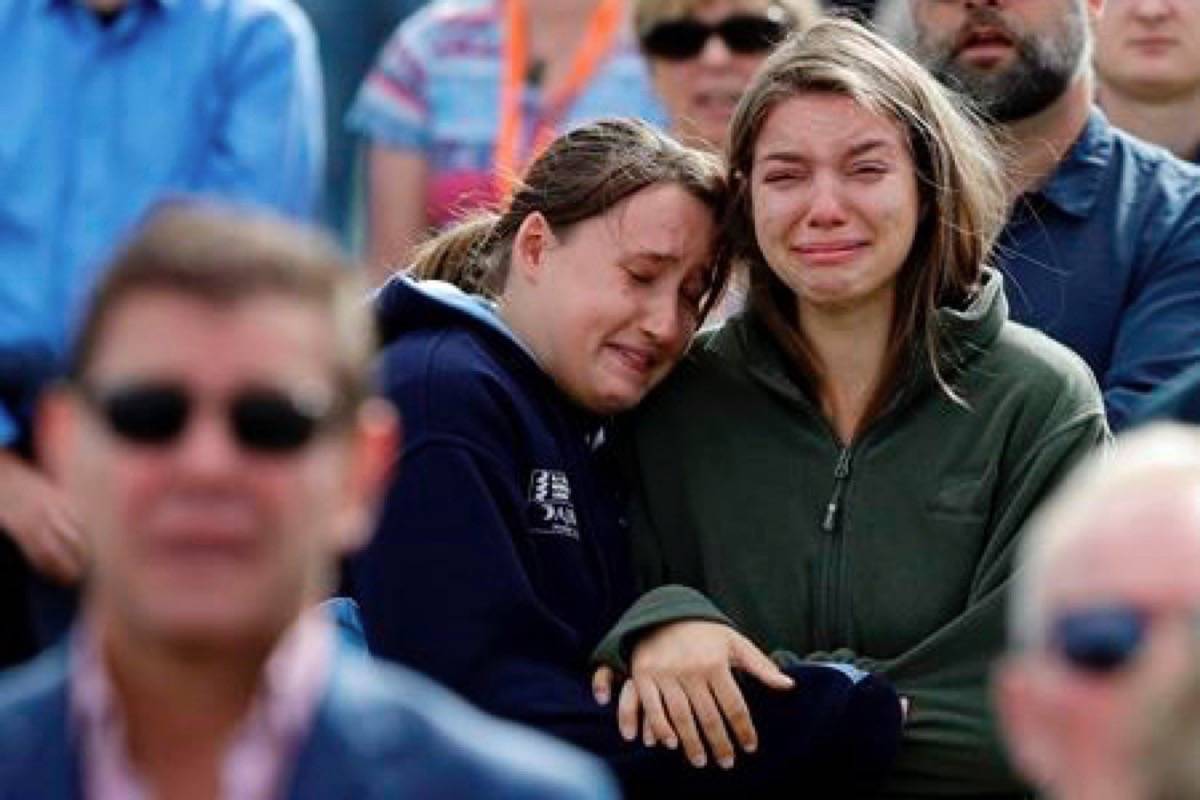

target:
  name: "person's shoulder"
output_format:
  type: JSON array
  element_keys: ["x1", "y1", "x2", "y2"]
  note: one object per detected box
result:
[
  {"x1": 379, "y1": 316, "x2": 524, "y2": 414},
  {"x1": 385, "y1": 0, "x2": 497, "y2": 47},
  {"x1": 1129, "y1": 362, "x2": 1200, "y2": 427},
  {"x1": 320, "y1": 655, "x2": 617, "y2": 799},
  {"x1": 640, "y1": 313, "x2": 794, "y2": 427},
  {"x1": 677, "y1": 315, "x2": 758, "y2": 385},
  {"x1": 0, "y1": 647, "x2": 68, "y2": 725},
  {"x1": 980, "y1": 320, "x2": 1105, "y2": 421},
  {"x1": 377, "y1": 305, "x2": 549, "y2": 453},
  {"x1": 194, "y1": 0, "x2": 314, "y2": 40},
  {"x1": 0, "y1": 648, "x2": 71, "y2": 785},
  {"x1": 1107, "y1": 124, "x2": 1200, "y2": 204},
  {"x1": 377, "y1": 281, "x2": 515, "y2": 384}
]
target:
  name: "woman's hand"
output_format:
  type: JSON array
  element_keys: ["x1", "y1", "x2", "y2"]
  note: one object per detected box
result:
[{"x1": 592, "y1": 620, "x2": 793, "y2": 769}]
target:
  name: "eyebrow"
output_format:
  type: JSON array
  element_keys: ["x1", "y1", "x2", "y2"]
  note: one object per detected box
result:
[
  {"x1": 756, "y1": 137, "x2": 899, "y2": 165},
  {"x1": 625, "y1": 250, "x2": 681, "y2": 265}
]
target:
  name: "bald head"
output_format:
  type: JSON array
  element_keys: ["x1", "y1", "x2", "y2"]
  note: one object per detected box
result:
[
  {"x1": 1012, "y1": 424, "x2": 1200, "y2": 649},
  {"x1": 997, "y1": 424, "x2": 1200, "y2": 799}
]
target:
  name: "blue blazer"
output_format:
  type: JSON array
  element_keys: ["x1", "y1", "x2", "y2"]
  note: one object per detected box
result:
[{"x1": 0, "y1": 644, "x2": 617, "y2": 800}]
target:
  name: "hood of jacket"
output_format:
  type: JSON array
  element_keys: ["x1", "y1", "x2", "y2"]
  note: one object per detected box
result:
[{"x1": 375, "y1": 275, "x2": 538, "y2": 362}]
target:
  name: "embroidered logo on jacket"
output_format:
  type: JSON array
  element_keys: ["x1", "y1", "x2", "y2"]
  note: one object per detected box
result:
[{"x1": 527, "y1": 470, "x2": 580, "y2": 539}]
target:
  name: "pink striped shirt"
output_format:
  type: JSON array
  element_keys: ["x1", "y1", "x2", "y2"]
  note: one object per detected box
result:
[{"x1": 69, "y1": 610, "x2": 333, "y2": 800}]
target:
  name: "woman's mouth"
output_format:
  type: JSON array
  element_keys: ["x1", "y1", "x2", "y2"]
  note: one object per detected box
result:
[
  {"x1": 607, "y1": 343, "x2": 658, "y2": 376},
  {"x1": 795, "y1": 241, "x2": 867, "y2": 266}
]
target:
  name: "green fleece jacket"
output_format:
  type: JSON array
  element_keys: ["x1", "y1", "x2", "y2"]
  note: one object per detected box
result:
[{"x1": 594, "y1": 272, "x2": 1109, "y2": 798}]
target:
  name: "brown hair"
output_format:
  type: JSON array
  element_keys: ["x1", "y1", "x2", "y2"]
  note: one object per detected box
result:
[
  {"x1": 634, "y1": 0, "x2": 821, "y2": 40},
  {"x1": 70, "y1": 203, "x2": 375, "y2": 407},
  {"x1": 407, "y1": 117, "x2": 731, "y2": 318},
  {"x1": 725, "y1": 18, "x2": 1008, "y2": 416}
]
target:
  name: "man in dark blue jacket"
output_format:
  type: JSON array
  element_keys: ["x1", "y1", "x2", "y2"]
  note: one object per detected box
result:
[
  {"x1": 903, "y1": 0, "x2": 1200, "y2": 431},
  {"x1": 0, "y1": 205, "x2": 614, "y2": 800}
]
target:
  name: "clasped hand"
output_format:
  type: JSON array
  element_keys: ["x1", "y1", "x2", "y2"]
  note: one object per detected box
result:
[{"x1": 591, "y1": 619, "x2": 794, "y2": 770}]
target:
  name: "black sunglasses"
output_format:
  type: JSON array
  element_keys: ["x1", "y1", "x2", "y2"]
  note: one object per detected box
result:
[
  {"x1": 641, "y1": 11, "x2": 789, "y2": 61},
  {"x1": 1049, "y1": 606, "x2": 1154, "y2": 675},
  {"x1": 76, "y1": 381, "x2": 346, "y2": 455}
]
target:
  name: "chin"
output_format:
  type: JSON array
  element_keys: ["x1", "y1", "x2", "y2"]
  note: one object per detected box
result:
[
  {"x1": 589, "y1": 387, "x2": 647, "y2": 416},
  {"x1": 144, "y1": 608, "x2": 291, "y2": 651}
]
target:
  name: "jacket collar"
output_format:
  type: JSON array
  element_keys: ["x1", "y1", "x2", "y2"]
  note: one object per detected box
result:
[
  {"x1": 705, "y1": 267, "x2": 1010, "y2": 408},
  {"x1": 286, "y1": 651, "x2": 423, "y2": 800},
  {"x1": 374, "y1": 275, "x2": 607, "y2": 437},
  {"x1": 1030, "y1": 108, "x2": 1113, "y2": 220},
  {"x1": 0, "y1": 645, "x2": 82, "y2": 800}
]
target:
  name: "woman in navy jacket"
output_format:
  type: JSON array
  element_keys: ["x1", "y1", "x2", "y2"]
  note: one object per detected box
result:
[{"x1": 349, "y1": 118, "x2": 902, "y2": 795}]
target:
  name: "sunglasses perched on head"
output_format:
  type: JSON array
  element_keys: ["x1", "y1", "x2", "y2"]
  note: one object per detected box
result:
[
  {"x1": 640, "y1": 10, "x2": 790, "y2": 61},
  {"x1": 1049, "y1": 605, "x2": 1163, "y2": 675},
  {"x1": 76, "y1": 380, "x2": 347, "y2": 455}
]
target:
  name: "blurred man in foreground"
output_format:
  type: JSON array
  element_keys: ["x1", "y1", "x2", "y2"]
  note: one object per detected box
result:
[{"x1": 0, "y1": 205, "x2": 616, "y2": 800}]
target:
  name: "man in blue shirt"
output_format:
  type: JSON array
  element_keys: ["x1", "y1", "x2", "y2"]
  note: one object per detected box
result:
[
  {"x1": 0, "y1": 0, "x2": 324, "y2": 662},
  {"x1": 902, "y1": 0, "x2": 1200, "y2": 431}
]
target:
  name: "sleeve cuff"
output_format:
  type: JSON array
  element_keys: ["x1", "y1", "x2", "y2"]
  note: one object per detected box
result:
[{"x1": 591, "y1": 584, "x2": 734, "y2": 673}]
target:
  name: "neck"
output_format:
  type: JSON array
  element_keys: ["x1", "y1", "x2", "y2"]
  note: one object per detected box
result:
[
  {"x1": 496, "y1": 292, "x2": 547, "y2": 366},
  {"x1": 100, "y1": 616, "x2": 276, "y2": 800},
  {"x1": 1001, "y1": 78, "x2": 1094, "y2": 198},
  {"x1": 523, "y1": 0, "x2": 611, "y2": 71},
  {"x1": 799, "y1": 294, "x2": 894, "y2": 444},
  {"x1": 1097, "y1": 83, "x2": 1200, "y2": 161}
]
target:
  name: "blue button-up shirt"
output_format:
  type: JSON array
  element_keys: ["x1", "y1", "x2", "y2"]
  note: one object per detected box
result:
[
  {"x1": 0, "y1": 0, "x2": 324, "y2": 445},
  {"x1": 997, "y1": 109, "x2": 1200, "y2": 431}
]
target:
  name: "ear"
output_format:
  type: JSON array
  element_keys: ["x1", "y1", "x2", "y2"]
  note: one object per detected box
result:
[
  {"x1": 331, "y1": 398, "x2": 401, "y2": 555},
  {"x1": 994, "y1": 658, "x2": 1060, "y2": 790},
  {"x1": 511, "y1": 212, "x2": 556, "y2": 284}
]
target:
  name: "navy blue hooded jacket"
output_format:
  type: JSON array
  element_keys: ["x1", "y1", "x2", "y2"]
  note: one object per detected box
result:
[{"x1": 350, "y1": 277, "x2": 903, "y2": 795}]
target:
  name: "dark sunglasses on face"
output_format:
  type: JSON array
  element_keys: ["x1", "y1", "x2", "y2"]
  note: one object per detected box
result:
[
  {"x1": 640, "y1": 10, "x2": 789, "y2": 61},
  {"x1": 1049, "y1": 605, "x2": 1157, "y2": 675},
  {"x1": 76, "y1": 380, "x2": 346, "y2": 455}
]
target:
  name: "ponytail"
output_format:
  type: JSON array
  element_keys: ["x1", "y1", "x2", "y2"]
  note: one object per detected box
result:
[{"x1": 406, "y1": 213, "x2": 503, "y2": 297}]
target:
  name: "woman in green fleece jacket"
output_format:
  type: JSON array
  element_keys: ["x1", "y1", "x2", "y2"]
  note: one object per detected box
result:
[{"x1": 590, "y1": 18, "x2": 1110, "y2": 799}]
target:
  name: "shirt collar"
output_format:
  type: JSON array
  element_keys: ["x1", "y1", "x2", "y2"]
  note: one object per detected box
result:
[
  {"x1": 1030, "y1": 107, "x2": 1113, "y2": 219},
  {"x1": 69, "y1": 609, "x2": 334, "y2": 800}
]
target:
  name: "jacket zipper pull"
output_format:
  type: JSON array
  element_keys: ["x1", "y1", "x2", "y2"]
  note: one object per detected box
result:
[{"x1": 822, "y1": 447, "x2": 852, "y2": 533}]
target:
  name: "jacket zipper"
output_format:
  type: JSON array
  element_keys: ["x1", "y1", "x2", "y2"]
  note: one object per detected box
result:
[{"x1": 822, "y1": 446, "x2": 852, "y2": 533}]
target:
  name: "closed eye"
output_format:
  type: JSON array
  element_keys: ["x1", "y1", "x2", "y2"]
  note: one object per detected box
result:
[
  {"x1": 624, "y1": 265, "x2": 656, "y2": 285},
  {"x1": 849, "y1": 161, "x2": 889, "y2": 178},
  {"x1": 762, "y1": 170, "x2": 806, "y2": 185}
]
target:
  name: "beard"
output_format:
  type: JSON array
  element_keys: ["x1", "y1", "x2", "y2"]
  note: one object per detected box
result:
[{"x1": 911, "y1": 4, "x2": 1089, "y2": 123}]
